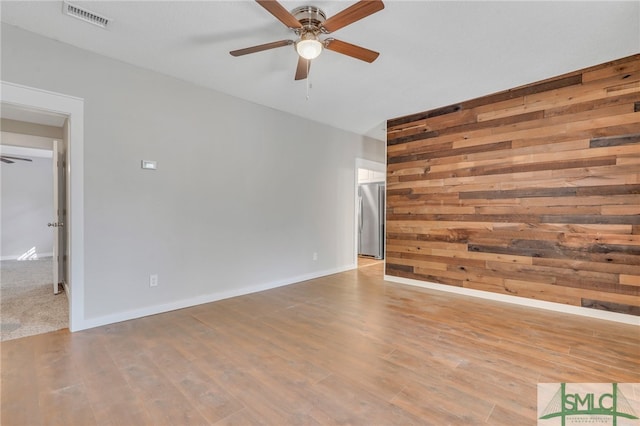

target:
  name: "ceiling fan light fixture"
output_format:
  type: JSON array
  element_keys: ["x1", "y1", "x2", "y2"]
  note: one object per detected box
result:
[{"x1": 296, "y1": 34, "x2": 322, "y2": 60}]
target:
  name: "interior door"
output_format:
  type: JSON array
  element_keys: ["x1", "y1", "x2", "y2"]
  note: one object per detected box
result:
[{"x1": 50, "y1": 138, "x2": 67, "y2": 294}]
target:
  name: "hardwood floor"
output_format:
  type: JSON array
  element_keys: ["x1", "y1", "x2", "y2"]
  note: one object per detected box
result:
[
  {"x1": 1, "y1": 262, "x2": 638, "y2": 425},
  {"x1": 357, "y1": 256, "x2": 383, "y2": 268}
]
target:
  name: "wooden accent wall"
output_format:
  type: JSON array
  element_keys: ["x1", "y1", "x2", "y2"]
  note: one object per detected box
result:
[{"x1": 386, "y1": 54, "x2": 640, "y2": 316}]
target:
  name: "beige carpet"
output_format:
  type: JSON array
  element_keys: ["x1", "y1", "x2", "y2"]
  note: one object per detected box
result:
[{"x1": 0, "y1": 257, "x2": 68, "y2": 341}]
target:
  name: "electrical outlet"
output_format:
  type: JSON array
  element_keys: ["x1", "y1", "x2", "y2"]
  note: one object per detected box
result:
[
  {"x1": 313, "y1": 252, "x2": 318, "y2": 261},
  {"x1": 149, "y1": 274, "x2": 158, "y2": 287}
]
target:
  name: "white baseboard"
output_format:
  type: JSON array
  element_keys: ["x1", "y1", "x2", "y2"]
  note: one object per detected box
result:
[
  {"x1": 384, "y1": 275, "x2": 639, "y2": 326},
  {"x1": 78, "y1": 263, "x2": 358, "y2": 331},
  {"x1": 1, "y1": 252, "x2": 54, "y2": 261}
]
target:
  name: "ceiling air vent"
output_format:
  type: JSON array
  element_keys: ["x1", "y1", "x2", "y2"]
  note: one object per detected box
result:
[{"x1": 62, "y1": 1, "x2": 110, "y2": 29}]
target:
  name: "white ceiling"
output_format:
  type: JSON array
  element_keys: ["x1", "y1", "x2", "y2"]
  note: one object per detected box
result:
[
  {"x1": 1, "y1": 103, "x2": 67, "y2": 127},
  {"x1": 1, "y1": 141, "x2": 54, "y2": 158},
  {"x1": 2, "y1": 1, "x2": 638, "y2": 140}
]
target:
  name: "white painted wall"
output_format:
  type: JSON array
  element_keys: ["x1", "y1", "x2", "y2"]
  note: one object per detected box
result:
[
  {"x1": 1, "y1": 147, "x2": 53, "y2": 260},
  {"x1": 1, "y1": 25, "x2": 385, "y2": 325}
]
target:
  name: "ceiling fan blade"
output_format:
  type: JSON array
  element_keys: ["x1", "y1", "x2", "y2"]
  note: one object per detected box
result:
[
  {"x1": 321, "y1": 0, "x2": 384, "y2": 33},
  {"x1": 230, "y1": 40, "x2": 293, "y2": 57},
  {"x1": 295, "y1": 57, "x2": 310, "y2": 80},
  {"x1": 256, "y1": 0, "x2": 303, "y2": 29},
  {"x1": 324, "y1": 39, "x2": 380, "y2": 63},
  {"x1": 1, "y1": 155, "x2": 32, "y2": 161},
  {"x1": 1, "y1": 158, "x2": 15, "y2": 164}
]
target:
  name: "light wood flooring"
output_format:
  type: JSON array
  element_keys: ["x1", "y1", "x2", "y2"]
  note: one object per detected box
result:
[
  {"x1": 1, "y1": 262, "x2": 638, "y2": 425},
  {"x1": 357, "y1": 255, "x2": 383, "y2": 268}
]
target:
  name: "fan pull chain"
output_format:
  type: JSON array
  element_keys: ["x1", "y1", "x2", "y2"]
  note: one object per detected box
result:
[{"x1": 306, "y1": 60, "x2": 311, "y2": 101}]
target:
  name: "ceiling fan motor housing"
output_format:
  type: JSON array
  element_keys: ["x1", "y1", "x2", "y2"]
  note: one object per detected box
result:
[{"x1": 291, "y1": 5, "x2": 326, "y2": 34}]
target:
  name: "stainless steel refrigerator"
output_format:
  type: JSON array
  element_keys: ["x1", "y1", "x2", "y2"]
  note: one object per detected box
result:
[{"x1": 358, "y1": 182, "x2": 385, "y2": 259}]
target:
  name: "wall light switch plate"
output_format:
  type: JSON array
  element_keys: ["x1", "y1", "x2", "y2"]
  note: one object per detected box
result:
[{"x1": 141, "y1": 160, "x2": 157, "y2": 170}]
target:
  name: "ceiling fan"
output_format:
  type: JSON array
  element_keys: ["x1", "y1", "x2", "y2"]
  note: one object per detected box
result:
[
  {"x1": 1, "y1": 155, "x2": 33, "y2": 164},
  {"x1": 230, "y1": 0, "x2": 384, "y2": 80}
]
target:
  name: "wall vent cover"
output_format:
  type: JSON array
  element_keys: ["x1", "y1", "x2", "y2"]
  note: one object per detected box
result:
[{"x1": 62, "y1": 2, "x2": 110, "y2": 29}]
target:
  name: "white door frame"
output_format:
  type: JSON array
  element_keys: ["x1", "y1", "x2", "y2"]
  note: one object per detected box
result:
[
  {"x1": 2, "y1": 81, "x2": 85, "y2": 332},
  {"x1": 52, "y1": 139, "x2": 61, "y2": 295},
  {"x1": 354, "y1": 158, "x2": 386, "y2": 266}
]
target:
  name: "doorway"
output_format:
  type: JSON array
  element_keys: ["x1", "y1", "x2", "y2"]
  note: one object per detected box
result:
[
  {"x1": 355, "y1": 158, "x2": 385, "y2": 272},
  {"x1": 1, "y1": 81, "x2": 85, "y2": 332},
  {"x1": 0, "y1": 126, "x2": 69, "y2": 340}
]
